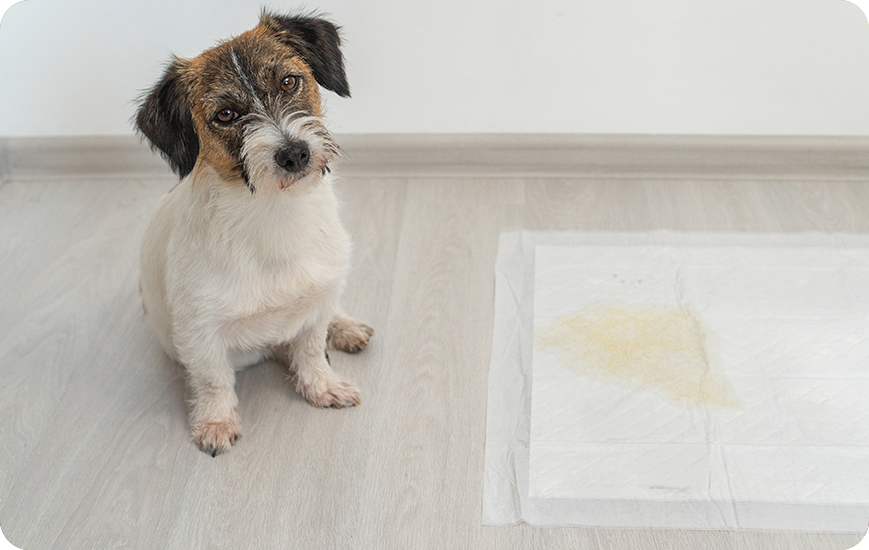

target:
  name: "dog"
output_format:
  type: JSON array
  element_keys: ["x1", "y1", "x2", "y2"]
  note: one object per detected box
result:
[{"x1": 135, "y1": 10, "x2": 373, "y2": 457}]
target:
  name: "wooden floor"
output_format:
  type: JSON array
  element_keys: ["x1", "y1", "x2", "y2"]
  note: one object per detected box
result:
[{"x1": 1, "y1": 135, "x2": 867, "y2": 549}]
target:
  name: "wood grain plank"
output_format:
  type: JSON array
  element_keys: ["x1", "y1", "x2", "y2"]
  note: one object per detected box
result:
[
  {"x1": 334, "y1": 176, "x2": 409, "y2": 282},
  {"x1": 1, "y1": 141, "x2": 867, "y2": 550},
  {"x1": 0, "y1": 177, "x2": 188, "y2": 550},
  {"x1": 643, "y1": 179, "x2": 783, "y2": 232},
  {"x1": 762, "y1": 180, "x2": 869, "y2": 233},
  {"x1": 524, "y1": 178, "x2": 655, "y2": 231},
  {"x1": 352, "y1": 178, "x2": 531, "y2": 550}
]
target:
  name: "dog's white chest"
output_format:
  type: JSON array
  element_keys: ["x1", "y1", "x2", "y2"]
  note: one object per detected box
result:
[
  {"x1": 140, "y1": 171, "x2": 350, "y2": 359},
  {"x1": 207, "y1": 187, "x2": 351, "y2": 336},
  {"x1": 223, "y1": 249, "x2": 346, "y2": 347}
]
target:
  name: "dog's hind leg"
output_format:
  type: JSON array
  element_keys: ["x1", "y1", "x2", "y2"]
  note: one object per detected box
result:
[
  {"x1": 273, "y1": 321, "x2": 361, "y2": 409},
  {"x1": 327, "y1": 312, "x2": 374, "y2": 353}
]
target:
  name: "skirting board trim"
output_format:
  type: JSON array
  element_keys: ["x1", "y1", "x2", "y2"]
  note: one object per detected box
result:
[{"x1": 2, "y1": 134, "x2": 869, "y2": 183}]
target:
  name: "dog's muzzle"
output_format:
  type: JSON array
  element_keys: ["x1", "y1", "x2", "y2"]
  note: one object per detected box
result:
[{"x1": 274, "y1": 141, "x2": 310, "y2": 173}]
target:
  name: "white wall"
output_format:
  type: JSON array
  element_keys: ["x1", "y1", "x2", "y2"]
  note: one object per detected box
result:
[{"x1": 1, "y1": 0, "x2": 868, "y2": 137}]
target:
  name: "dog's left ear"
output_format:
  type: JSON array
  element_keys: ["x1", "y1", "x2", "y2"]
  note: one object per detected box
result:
[
  {"x1": 260, "y1": 11, "x2": 351, "y2": 98},
  {"x1": 135, "y1": 58, "x2": 200, "y2": 179}
]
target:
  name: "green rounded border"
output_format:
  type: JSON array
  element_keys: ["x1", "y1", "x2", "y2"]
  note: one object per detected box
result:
[
  {"x1": 0, "y1": 0, "x2": 22, "y2": 27},
  {"x1": 848, "y1": 0, "x2": 869, "y2": 21}
]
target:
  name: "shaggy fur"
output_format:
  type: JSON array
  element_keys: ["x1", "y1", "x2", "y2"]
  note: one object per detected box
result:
[{"x1": 135, "y1": 11, "x2": 372, "y2": 457}]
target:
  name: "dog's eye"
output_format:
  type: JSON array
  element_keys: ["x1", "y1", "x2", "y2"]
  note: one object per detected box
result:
[
  {"x1": 280, "y1": 76, "x2": 299, "y2": 93},
  {"x1": 216, "y1": 109, "x2": 239, "y2": 124}
]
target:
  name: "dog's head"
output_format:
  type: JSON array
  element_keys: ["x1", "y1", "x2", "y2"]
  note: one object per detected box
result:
[{"x1": 135, "y1": 11, "x2": 349, "y2": 192}]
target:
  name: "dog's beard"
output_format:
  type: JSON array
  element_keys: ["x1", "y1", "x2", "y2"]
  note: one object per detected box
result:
[{"x1": 240, "y1": 110, "x2": 341, "y2": 193}]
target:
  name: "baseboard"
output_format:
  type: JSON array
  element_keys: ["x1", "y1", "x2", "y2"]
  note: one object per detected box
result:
[
  {"x1": 0, "y1": 135, "x2": 172, "y2": 183},
  {"x1": 2, "y1": 134, "x2": 869, "y2": 183}
]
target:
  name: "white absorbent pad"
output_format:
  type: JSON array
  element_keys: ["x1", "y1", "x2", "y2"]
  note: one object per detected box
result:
[{"x1": 483, "y1": 231, "x2": 869, "y2": 532}]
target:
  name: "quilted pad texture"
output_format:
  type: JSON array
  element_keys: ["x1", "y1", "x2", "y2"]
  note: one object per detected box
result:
[{"x1": 483, "y1": 231, "x2": 869, "y2": 532}]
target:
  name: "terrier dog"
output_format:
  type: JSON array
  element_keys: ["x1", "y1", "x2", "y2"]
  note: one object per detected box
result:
[{"x1": 135, "y1": 11, "x2": 372, "y2": 456}]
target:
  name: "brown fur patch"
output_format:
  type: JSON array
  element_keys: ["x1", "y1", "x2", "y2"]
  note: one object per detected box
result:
[
  {"x1": 182, "y1": 25, "x2": 324, "y2": 184},
  {"x1": 136, "y1": 11, "x2": 348, "y2": 183}
]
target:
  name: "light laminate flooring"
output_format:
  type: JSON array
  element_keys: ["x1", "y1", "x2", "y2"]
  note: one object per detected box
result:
[{"x1": 1, "y1": 160, "x2": 867, "y2": 549}]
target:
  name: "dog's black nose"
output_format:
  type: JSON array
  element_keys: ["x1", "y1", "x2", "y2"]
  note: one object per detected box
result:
[{"x1": 274, "y1": 141, "x2": 310, "y2": 173}]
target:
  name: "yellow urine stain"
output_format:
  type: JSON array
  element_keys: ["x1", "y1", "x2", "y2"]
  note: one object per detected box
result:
[{"x1": 535, "y1": 304, "x2": 742, "y2": 411}]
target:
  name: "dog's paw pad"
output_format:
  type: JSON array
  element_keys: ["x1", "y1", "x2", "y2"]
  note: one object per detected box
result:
[
  {"x1": 192, "y1": 418, "x2": 242, "y2": 457},
  {"x1": 329, "y1": 318, "x2": 375, "y2": 353}
]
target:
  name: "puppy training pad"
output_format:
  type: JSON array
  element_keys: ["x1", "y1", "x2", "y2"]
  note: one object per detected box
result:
[{"x1": 482, "y1": 231, "x2": 869, "y2": 532}]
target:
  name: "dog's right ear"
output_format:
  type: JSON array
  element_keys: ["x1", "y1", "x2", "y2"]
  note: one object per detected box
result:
[
  {"x1": 135, "y1": 58, "x2": 199, "y2": 179},
  {"x1": 259, "y1": 11, "x2": 351, "y2": 98}
]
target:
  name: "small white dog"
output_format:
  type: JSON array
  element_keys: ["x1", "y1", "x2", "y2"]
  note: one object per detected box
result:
[{"x1": 135, "y1": 11, "x2": 372, "y2": 456}]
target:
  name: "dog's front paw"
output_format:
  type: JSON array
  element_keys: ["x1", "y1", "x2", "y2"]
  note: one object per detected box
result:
[
  {"x1": 192, "y1": 415, "x2": 242, "y2": 457},
  {"x1": 297, "y1": 373, "x2": 361, "y2": 409},
  {"x1": 328, "y1": 316, "x2": 374, "y2": 353}
]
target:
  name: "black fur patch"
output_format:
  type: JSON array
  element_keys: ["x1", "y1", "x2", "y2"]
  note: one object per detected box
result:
[
  {"x1": 260, "y1": 11, "x2": 351, "y2": 98},
  {"x1": 240, "y1": 167, "x2": 255, "y2": 194},
  {"x1": 135, "y1": 60, "x2": 199, "y2": 179}
]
